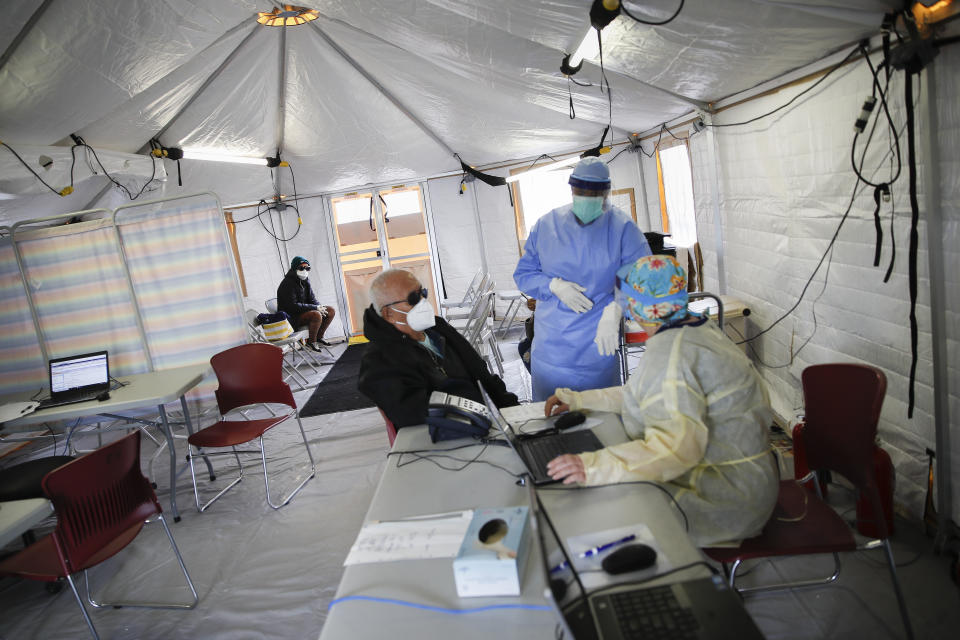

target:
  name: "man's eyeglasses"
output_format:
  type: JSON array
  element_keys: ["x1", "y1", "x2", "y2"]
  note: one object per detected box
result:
[
  {"x1": 383, "y1": 287, "x2": 428, "y2": 309},
  {"x1": 297, "y1": 265, "x2": 311, "y2": 271}
]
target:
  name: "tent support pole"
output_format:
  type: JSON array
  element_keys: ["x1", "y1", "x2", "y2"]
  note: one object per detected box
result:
[
  {"x1": 703, "y1": 114, "x2": 727, "y2": 294},
  {"x1": 634, "y1": 152, "x2": 653, "y2": 230},
  {"x1": 919, "y1": 62, "x2": 953, "y2": 548},
  {"x1": 307, "y1": 21, "x2": 457, "y2": 158},
  {"x1": 470, "y1": 185, "x2": 489, "y2": 274},
  {"x1": 138, "y1": 24, "x2": 261, "y2": 153},
  {"x1": 0, "y1": 0, "x2": 55, "y2": 77},
  {"x1": 276, "y1": 26, "x2": 287, "y2": 155}
]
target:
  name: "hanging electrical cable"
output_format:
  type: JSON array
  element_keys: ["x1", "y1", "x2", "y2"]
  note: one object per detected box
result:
[
  {"x1": 734, "y1": 48, "x2": 911, "y2": 363},
  {"x1": 0, "y1": 140, "x2": 72, "y2": 196},
  {"x1": 619, "y1": 0, "x2": 685, "y2": 26},
  {"x1": 69, "y1": 134, "x2": 158, "y2": 201}
]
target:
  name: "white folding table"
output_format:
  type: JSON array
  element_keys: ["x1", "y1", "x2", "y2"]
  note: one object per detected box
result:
[{"x1": 1, "y1": 364, "x2": 211, "y2": 522}]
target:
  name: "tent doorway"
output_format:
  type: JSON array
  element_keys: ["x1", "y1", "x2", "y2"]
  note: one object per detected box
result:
[{"x1": 329, "y1": 185, "x2": 439, "y2": 335}]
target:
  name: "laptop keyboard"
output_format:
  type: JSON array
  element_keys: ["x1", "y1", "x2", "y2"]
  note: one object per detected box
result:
[
  {"x1": 525, "y1": 431, "x2": 602, "y2": 473},
  {"x1": 604, "y1": 586, "x2": 700, "y2": 640},
  {"x1": 37, "y1": 390, "x2": 101, "y2": 409}
]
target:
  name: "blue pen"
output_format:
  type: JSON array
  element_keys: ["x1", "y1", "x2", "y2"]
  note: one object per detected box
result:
[
  {"x1": 549, "y1": 559, "x2": 569, "y2": 575},
  {"x1": 577, "y1": 534, "x2": 636, "y2": 559},
  {"x1": 549, "y1": 534, "x2": 638, "y2": 573}
]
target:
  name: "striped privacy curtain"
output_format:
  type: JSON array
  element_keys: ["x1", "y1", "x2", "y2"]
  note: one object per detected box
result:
[
  {"x1": 0, "y1": 232, "x2": 46, "y2": 395},
  {"x1": 0, "y1": 195, "x2": 245, "y2": 405},
  {"x1": 116, "y1": 195, "x2": 246, "y2": 372},
  {"x1": 13, "y1": 218, "x2": 150, "y2": 379}
]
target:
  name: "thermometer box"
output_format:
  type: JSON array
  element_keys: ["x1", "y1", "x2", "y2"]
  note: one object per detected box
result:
[{"x1": 453, "y1": 506, "x2": 530, "y2": 598}]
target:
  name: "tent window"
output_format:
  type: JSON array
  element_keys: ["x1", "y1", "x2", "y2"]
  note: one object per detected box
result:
[
  {"x1": 656, "y1": 141, "x2": 698, "y2": 248},
  {"x1": 511, "y1": 166, "x2": 574, "y2": 250}
]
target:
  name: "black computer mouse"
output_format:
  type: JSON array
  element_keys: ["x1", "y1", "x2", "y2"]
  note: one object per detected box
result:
[
  {"x1": 549, "y1": 577, "x2": 568, "y2": 601},
  {"x1": 96, "y1": 391, "x2": 111, "y2": 402},
  {"x1": 554, "y1": 411, "x2": 586, "y2": 431},
  {"x1": 601, "y1": 543, "x2": 658, "y2": 575}
]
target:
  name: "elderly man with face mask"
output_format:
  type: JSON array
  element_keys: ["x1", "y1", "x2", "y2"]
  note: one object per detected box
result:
[
  {"x1": 513, "y1": 157, "x2": 651, "y2": 401},
  {"x1": 358, "y1": 268, "x2": 519, "y2": 429},
  {"x1": 544, "y1": 255, "x2": 778, "y2": 546}
]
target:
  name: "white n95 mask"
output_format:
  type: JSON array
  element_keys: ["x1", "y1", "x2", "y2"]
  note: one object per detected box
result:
[
  {"x1": 391, "y1": 297, "x2": 436, "y2": 331},
  {"x1": 296, "y1": 270, "x2": 309, "y2": 280}
]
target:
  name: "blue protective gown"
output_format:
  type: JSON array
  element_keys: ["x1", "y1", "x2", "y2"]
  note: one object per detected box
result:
[{"x1": 513, "y1": 204, "x2": 650, "y2": 400}]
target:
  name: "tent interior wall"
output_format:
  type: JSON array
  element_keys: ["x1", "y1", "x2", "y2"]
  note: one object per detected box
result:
[{"x1": 1, "y1": 0, "x2": 958, "y2": 610}]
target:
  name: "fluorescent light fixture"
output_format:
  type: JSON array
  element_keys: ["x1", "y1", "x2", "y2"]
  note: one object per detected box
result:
[
  {"x1": 180, "y1": 150, "x2": 270, "y2": 166},
  {"x1": 505, "y1": 156, "x2": 580, "y2": 184},
  {"x1": 568, "y1": 27, "x2": 600, "y2": 69}
]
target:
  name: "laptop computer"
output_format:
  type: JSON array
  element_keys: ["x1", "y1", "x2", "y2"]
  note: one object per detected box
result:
[
  {"x1": 526, "y1": 480, "x2": 766, "y2": 640},
  {"x1": 476, "y1": 382, "x2": 602, "y2": 485},
  {"x1": 36, "y1": 351, "x2": 110, "y2": 409}
]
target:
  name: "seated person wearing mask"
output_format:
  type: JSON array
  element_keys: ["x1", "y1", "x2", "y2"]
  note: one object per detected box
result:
[
  {"x1": 358, "y1": 268, "x2": 519, "y2": 428},
  {"x1": 545, "y1": 255, "x2": 777, "y2": 546},
  {"x1": 276, "y1": 256, "x2": 336, "y2": 352}
]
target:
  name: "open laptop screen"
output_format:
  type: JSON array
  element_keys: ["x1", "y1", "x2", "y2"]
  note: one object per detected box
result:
[{"x1": 50, "y1": 352, "x2": 109, "y2": 393}]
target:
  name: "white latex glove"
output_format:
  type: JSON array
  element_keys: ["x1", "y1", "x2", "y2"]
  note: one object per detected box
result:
[
  {"x1": 594, "y1": 301, "x2": 621, "y2": 356},
  {"x1": 549, "y1": 277, "x2": 593, "y2": 313},
  {"x1": 316, "y1": 306, "x2": 327, "y2": 317}
]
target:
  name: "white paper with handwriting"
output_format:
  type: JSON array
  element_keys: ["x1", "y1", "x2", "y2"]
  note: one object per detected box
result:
[{"x1": 343, "y1": 510, "x2": 474, "y2": 566}]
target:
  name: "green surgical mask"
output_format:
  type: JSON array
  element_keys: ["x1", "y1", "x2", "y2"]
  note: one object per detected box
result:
[{"x1": 572, "y1": 195, "x2": 604, "y2": 224}]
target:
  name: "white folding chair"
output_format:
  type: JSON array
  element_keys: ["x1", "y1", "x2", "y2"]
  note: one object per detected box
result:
[
  {"x1": 244, "y1": 309, "x2": 313, "y2": 390},
  {"x1": 266, "y1": 297, "x2": 335, "y2": 362},
  {"x1": 445, "y1": 272, "x2": 491, "y2": 321},
  {"x1": 440, "y1": 269, "x2": 483, "y2": 315}
]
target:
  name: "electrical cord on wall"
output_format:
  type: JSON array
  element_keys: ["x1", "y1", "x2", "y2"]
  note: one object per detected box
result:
[
  {"x1": 734, "y1": 56, "x2": 913, "y2": 352},
  {"x1": 706, "y1": 46, "x2": 860, "y2": 129}
]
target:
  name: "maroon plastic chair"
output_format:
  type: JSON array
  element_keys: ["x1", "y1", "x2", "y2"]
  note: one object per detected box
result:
[
  {"x1": 377, "y1": 408, "x2": 398, "y2": 447},
  {"x1": 0, "y1": 431, "x2": 197, "y2": 639},
  {"x1": 703, "y1": 363, "x2": 913, "y2": 640},
  {"x1": 187, "y1": 343, "x2": 316, "y2": 512}
]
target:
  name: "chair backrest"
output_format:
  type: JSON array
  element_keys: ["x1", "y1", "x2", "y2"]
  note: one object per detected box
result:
[
  {"x1": 265, "y1": 298, "x2": 279, "y2": 314},
  {"x1": 459, "y1": 270, "x2": 484, "y2": 305},
  {"x1": 211, "y1": 343, "x2": 296, "y2": 414},
  {"x1": 688, "y1": 292, "x2": 724, "y2": 330},
  {"x1": 801, "y1": 363, "x2": 886, "y2": 494},
  {"x1": 42, "y1": 431, "x2": 160, "y2": 574},
  {"x1": 463, "y1": 291, "x2": 495, "y2": 346},
  {"x1": 377, "y1": 408, "x2": 397, "y2": 447}
]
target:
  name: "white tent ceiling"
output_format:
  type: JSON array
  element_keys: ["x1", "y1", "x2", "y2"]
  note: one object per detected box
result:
[{"x1": 0, "y1": 0, "x2": 898, "y2": 208}]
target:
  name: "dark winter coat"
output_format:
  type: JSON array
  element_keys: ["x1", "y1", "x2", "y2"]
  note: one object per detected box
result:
[
  {"x1": 276, "y1": 268, "x2": 319, "y2": 323},
  {"x1": 357, "y1": 305, "x2": 519, "y2": 428}
]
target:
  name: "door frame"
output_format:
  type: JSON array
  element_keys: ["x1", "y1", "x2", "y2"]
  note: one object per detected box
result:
[{"x1": 323, "y1": 180, "x2": 443, "y2": 337}]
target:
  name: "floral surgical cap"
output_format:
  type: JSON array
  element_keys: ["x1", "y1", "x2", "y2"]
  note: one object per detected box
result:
[{"x1": 617, "y1": 255, "x2": 695, "y2": 326}]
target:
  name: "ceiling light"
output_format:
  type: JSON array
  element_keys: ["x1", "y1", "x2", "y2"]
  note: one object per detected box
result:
[
  {"x1": 152, "y1": 146, "x2": 286, "y2": 167},
  {"x1": 181, "y1": 150, "x2": 270, "y2": 165},
  {"x1": 505, "y1": 157, "x2": 581, "y2": 184},
  {"x1": 257, "y1": 4, "x2": 319, "y2": 27},
  {"x1": 562, "y1": 27, "x2": 600, "y2": 75}
]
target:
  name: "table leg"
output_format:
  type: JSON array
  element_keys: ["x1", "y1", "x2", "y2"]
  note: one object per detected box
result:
[
  {"x1": 179, "y1": 395, "x2": 216, "y2": 480},
  {"x1": 158, "y1": 404, "x2": 181, "y2": 523}
]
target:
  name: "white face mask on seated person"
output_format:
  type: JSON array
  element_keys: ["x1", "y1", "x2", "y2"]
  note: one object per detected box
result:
[
  {"x1": 390, "y1": 297, "x2": 436, "y2": 332},
  {"x1": 296, "y1": 270, "x2": 309, "y2": 280}
]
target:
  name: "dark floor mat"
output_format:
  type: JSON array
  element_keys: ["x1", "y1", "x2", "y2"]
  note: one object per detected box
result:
[{"x1": 298, "y1": 343, "x2": 374, "y2": 417}]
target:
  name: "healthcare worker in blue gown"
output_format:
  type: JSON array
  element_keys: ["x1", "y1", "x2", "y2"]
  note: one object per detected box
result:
[{"x1": 513, "y1": 157, "x2": 651, "y2": 401}]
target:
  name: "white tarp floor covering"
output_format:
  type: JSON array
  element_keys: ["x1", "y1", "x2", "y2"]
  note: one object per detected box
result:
[{"x1": 1, "y1": 336, "x2": 958, "y2": 639}]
